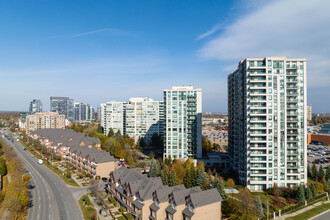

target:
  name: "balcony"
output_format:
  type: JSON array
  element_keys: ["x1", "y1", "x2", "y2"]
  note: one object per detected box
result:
[
  {"x1": 287, "y1": 92, "x2": 299, "y2": 96},
  {"x1": 287, "y1": 98, "x2": 298, "y2": 102}
]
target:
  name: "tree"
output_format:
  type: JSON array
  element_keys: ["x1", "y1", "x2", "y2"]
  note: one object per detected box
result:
[
  {"x1": 184, "y1": 164, "x2": 196, "y2": 188},
  {"x1": 196, "y1": 165, "x2": 206, "y2": 187},
  {"x1": 108, "y1": 128, "x2": 114, "y2": 138},
  {"x1": 307, "y1": 164, "x2": 312, "y2": 178},
  {"x1": 148, "y1": 159, "x2": 161, "y2": 178},
  {"x1": 161, "y1": 166, "x2": 169, "y2": 185},
  {"x1": 311, "y1": 184, "x2": 317, "y2": 198},
  {"x1": 212, "y1": 176, "x2": 226, "y2": 199},
  {"x1": 151, "y1": 132, "x2": 162, "y2": 149},
  {"x1": 317, "y1": 166, "x2": 325, "y2": 181},
  {"x1": 296, "y1": 185, "x2": 305, "y2": 203},
  {"x1": 227, "y1": 178, "x2": 235, "y2": 189},
  {"x1": 168, "y1": 170, "x2": 179, "y2": 187},
  {"x1": 0, "y1": 157, "x2": 7, "y2": 176},
  {"x1": 97, "y1": 124, "x2": 103, "y2": 133},
  {"x1": 139, "y1": 138, "x2": 146, "y2": 149},
  {"x1": 326, "y1": 166, "x2": 330, "y2": 182},
  {"x1": 305, "y1": 186, "x2": 313, "y2": 200},
  {"x1": 256, "y1": 196, "x2": 264, "y2": 219},
  {"x1": 237, "y1": 187, "x2": 255, "y2": 217},
  {"x1": 312, "y1": 163, "x2": 317, "y2": 180}
]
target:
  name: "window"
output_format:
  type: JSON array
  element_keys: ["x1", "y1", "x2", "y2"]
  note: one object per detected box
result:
[{"x1": 268, "y1": 60, "x2": 272, "y2": 67}]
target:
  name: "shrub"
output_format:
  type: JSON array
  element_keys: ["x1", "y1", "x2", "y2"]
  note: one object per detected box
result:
[
  {"x1": 286, "y1": 197, "x2": 297, "y2": 204},
  {"x1": 114, "y1": 201, "x2": 118, "y2": 207},
  {"x1": 119, "y1": 207, "x2": 125, "y2": 213},
  {"x1": 109, "y1": 197, "x2": 115, "y2": 203}
]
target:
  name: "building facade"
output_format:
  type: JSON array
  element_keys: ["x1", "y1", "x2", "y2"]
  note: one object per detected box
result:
[
  {"x1": 50, "y1": 97, "x2": 74, "y2": 121},
  {"x1": 29, "y1": 99, "x2": 42, "y2": 113},
  {"x1": 99, "y1": 101, "x2": 126, "y2": 136},
  {"x1": 125, "y1": 97, "x2": 164, "y2": 144},
  {"x1": 74, "y1": 102, "x2": 94, "y2": 122},
  {"x1": 26, "y1": 112, "x2": 66, "y2": 131},
  {"x1": 163, "y1": 86, "x2": 202, "y2": 159},
  {"x1": 99, "y1": 98, "x2": 164, "y2": 144},
  {"x1": 228, "y1": 57, "x2": 307, "y2": 191},
  {"x1": 307, "y1": 106, "x2": 312, "y2": 122}
]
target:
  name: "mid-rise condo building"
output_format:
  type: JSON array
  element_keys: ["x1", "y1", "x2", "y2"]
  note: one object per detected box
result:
[
  {"x1": 26, "y1": 112, "x2": 66, "y2": 131},
  {"x1": 228, "y1": 57, "x2": 307, "y2": 190},
  {"x1": 163, "y1": 86, "x2": 202, "y2": 159}
]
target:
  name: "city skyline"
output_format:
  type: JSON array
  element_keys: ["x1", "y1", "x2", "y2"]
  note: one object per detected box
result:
[{"x1": 1, "y1": 0, "x2": 330, "y2": 113}]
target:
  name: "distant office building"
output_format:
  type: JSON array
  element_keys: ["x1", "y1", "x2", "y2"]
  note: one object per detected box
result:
[
  {"x1": 26, "y1": 112, "x2": 66, "y2": 131},
  {"x1": 29, "y1": 99, "x2": 42, "y2": 113},
  {"x1": 228, "y1": 57, "x2": 307, "y2": 191},
  {"x1": 74, "y1": 102, "x2": 94, "y2": 122},
  {"x1": 99, "y1": 97, "x2": 164, "y2": 144},
  {"x1": 163, "y1": 86, "x2": 202, "y2": 159},
  {"x1": 50, "y1": 97, "x2": 74, "y2": 121},
  {"x1": 307, "y1": 106, "x2": 312, "y2": 122}
]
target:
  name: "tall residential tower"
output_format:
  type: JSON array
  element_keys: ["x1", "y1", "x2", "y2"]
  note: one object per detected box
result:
[
  {"x1": 29, "y1": 99, "x2": 42, "y2": 113},
  {"x1": 228, "y1": 57, "x2": 307, "y2": 190},
  {"x1": 163, "y1": 86, "x2": 202, "y2": 159}
]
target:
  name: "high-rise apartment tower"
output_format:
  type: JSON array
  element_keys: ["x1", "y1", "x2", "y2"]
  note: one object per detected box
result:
[
  {"x1": 163, "y1": 86, "x2": 202, "y2": 159},
  {"x1": 228, "y1": 57, "x2": 307, "y2": 190}
]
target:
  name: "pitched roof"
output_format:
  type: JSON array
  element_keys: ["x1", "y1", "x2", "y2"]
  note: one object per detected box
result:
[{"x1": 189, "y1": 188, "x2": 222, "y2": 208}]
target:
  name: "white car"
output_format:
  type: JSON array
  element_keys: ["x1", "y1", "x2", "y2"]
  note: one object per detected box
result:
[{"x1": 37, "y1": 159, "x2": 43, "y2": 165}]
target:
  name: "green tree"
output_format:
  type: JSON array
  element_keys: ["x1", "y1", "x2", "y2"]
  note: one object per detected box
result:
[
  {"x1": 168, "y1": 170, "x2": 179, "y2": 187},
  {"x1": 311, "y1": 184, "x2": 317, "y2": 198},
  {"x1": 97, "y1": 124, "x2": 103, "y2": 133},
  {"x1": 184, "y1": 164, "x2": 196, "y2": 188},
  {"x1": 148, "y1": 159, "x2": 161, "y2": 178},
  {"x1": 256, "y1": 196, "x2": 264, "y2": 219},
  {"x1": 0, "y1": 157, "x2": 7, "y2": 176},
  {"x1": 108, "y1": 128, "x2": 114, "y2": 138},
  {"x1": 326, "y1": 166, "x2": 330, "y2": 181},
  {"x1": 305, "y1": 186, "x2": 313, "y2": 200},
  {"x1": 296, "y1": 185, "x2": 305, "y2": 203},
  {"x1": 312, "y1": 163, "x2": 317, "y2": 180},
  {"x1": 212, "y1": 176, "x2": 226, "y2": 199},
  {"x1": 196, "y1": 165, "x2": 206, "y2": 187},
  {"x1": 317, "y1": 166, "x2": 325, "y2": 181},
  {"x1": 307, "y1": 164, "x2": 312, "y2": 178},
  {"x1": 161, "y1": 166, "x2": 169, "y2": 185}
]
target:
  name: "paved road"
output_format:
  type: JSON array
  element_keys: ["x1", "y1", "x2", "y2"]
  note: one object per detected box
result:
[
  {"x1": 312, "y1": 210, "x2": 330, "y2": 220},
  {"x1": 1, "y1": 136, "x2": 83, "y2": 220}
]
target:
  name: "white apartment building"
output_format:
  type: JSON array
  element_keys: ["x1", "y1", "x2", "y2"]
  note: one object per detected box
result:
[
  {"x1": 125, "y1": 97, "x2": 164, "y2": 143},
  {"x1": 99, "y1": 101, "x2": 126, "y2": 136},
  {"x1": 228, "y1": 57, "x2": 307, "y2": 191},
  {"x1": 99, "y1": 98, "x2": 164, "y2": 143},
  {"x1": 163, "y1": 86, "x2": 202, "y2": 159}
]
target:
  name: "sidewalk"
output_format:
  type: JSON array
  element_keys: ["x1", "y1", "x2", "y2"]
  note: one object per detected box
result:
[{"x1": 277, "y1": 199, "x2": 330, "y2": 219}]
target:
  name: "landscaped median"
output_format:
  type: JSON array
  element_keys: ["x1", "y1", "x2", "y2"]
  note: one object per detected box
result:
[
  {"x1": 286, "y1": 202, "x2": 330, "y2": 220},
  {"x1": 79, "y1": 194, "x2": 98, "y2": 220}
]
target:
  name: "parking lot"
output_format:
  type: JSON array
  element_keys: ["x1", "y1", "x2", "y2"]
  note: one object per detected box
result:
[{"x1": 307, "y1": 145, "x2": 330, "y2": 169}]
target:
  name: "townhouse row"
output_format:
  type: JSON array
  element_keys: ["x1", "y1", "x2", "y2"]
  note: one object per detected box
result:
[
  {"x1": 107, "y1": 167, "x2": 222, "y2": 220},
  {"x1": 29, "y1": 129, "x2": 115, "y2": 178}
]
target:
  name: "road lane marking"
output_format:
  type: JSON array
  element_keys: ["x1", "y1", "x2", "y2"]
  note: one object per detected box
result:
[{"x1": 4, "y1": 139, "x2": 61, "y2": 220}]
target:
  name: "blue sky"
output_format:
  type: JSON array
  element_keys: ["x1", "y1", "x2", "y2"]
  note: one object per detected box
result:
[{"x1": 0, "y1": 0, "x2": 329, "y2": 113}]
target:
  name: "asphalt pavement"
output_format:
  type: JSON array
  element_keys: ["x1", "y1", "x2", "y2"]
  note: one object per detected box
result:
[
  {"x1": 1, "y1": 136, "x2": 83, "y2": 220},
  {"x1": 311, "y1": 210, "x2": 330, "y2": 220}
]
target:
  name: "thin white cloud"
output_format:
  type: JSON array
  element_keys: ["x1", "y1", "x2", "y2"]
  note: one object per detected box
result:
[
  {"x1": 197, "y1": 23, "x2": 223, "y2": 40},
  {"x1": 198, "y1": 0, "x2": 330, "y2": 88},
  {"x1": 74, "y1": 28, "x2": 127, "y2": 37}
]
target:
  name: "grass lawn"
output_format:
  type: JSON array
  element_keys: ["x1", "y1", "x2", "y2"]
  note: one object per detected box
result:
[
  {"x1": 116, "y1": 216, "x2": 126, "y2": 220},
  {"x1": 286, "y1": 202, "x2": 330, "y2": 220},
  {"x1": 79, "y1": 194, "x2": 97, "y2": 220},
  {"x1": 44, "y1": 162, "x2": 79, "y2": 187}
]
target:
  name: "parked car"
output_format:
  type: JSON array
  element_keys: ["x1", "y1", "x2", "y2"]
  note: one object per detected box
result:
[{"x1": 38, "y1": 159, "x2": 43, "y2": 165}]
